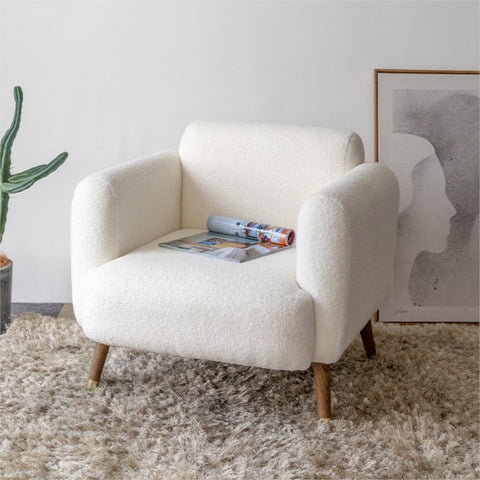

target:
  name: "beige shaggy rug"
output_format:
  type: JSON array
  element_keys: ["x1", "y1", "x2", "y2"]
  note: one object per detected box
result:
[{"x1": 0, "y1": 313, "x2": 478, "y2": 480}]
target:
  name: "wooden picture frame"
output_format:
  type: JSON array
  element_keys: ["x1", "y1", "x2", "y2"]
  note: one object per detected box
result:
[{"x1": 375, "y1": 69, "x2": 479, "y2": 322}]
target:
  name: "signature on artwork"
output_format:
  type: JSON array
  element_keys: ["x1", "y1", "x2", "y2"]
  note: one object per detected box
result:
[{"x1": 394, "y1": 308, "x2": 409, "y2": 315}]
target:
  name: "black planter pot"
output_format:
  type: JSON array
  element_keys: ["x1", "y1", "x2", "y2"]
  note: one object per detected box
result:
[{"x1": 0, "y1": 260, "x2": 12, "y2": 334}]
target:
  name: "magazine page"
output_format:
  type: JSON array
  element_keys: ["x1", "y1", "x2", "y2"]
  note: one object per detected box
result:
[{"x1": 159, "y1": 216, "x2": 294, "y2": 263}]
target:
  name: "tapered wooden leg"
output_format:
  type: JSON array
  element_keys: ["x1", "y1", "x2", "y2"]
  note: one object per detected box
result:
[
  {"x1": 360, "y1": 318, "x2": 376, "y2": 358},
  {"x1": 312, "y1": 363, "x2": 331, "y2": 421},
  {"x1": 87, "y1": 343, "x2": 110, "y2": 390}
]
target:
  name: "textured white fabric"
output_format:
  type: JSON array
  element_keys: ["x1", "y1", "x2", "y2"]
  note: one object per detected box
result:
[
  {"x1": 71, "y1": 122, "x2": 399, "y2": 372},
  {"x1": 81, "y1": 230, "x2": 315, "y2": 371},
  {"x1": 179, "y1": 122, "x2": 364, "y2": 230},
  {"x1": 296, "y1": 163, "x2": 399, "y2": 364},
  {"x1": 71, "y1": 151, "x2": 182, "y2": 321}
]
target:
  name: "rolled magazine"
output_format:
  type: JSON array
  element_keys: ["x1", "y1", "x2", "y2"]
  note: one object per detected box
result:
[
  {"x1": 159, "y1": 215, "x2": 295, "y2": 263},
  {"x1": 207, "y1": 215, "x2": 295, "y2": 246}
]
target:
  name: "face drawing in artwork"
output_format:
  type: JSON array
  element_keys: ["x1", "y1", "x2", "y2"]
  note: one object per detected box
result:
[
  {"x1": 403, "y1": 93, "x2": 480, "y2": 307},
  {"x1": 387, "y1": 133, "x2": 456, "y2": 306}
]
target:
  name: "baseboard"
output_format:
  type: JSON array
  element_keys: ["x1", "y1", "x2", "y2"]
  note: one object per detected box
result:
[{"x1": 11, "y1": 303, "x2": 75, "y2": 319}]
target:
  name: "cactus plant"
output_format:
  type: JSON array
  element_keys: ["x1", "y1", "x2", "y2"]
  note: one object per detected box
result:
[{"x1": 0, "y1": 86, "x2": 68, "y2": 256}]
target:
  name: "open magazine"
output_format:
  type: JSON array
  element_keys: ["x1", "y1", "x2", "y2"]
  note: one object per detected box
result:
[{"x1": 159, "y1": 215, "x2": 295, "y2": 263}]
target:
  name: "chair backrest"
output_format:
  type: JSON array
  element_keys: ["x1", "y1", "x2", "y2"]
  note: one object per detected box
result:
[{"x1": 179, "y1": 122, "x2": 364, "y2": 230}]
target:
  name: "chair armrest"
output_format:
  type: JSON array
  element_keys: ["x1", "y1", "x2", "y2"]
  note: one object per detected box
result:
[
  {"x1": 296, "y1": 163, "x2": 399, "y2": 364},
  {"x1": 71, "y1": 150, "x2": 182, "y2": 320}
]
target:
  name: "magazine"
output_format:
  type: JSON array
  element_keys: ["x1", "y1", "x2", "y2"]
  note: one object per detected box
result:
[{"x1": 159, "y1": 215, "x2": 295, "y2": 263}]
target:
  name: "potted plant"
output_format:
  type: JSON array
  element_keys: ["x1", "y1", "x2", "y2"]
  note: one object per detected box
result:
[{"x1": 0, "y1": 86, "x2": 68, "y2": 333}]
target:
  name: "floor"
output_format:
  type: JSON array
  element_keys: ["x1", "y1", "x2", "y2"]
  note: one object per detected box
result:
[{"x1": 12, "y1": 303, "x2": 74, "y2": 319}]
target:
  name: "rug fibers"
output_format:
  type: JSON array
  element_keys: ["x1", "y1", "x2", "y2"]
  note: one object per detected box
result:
[{"x1": 0, "y1": 313, "x2": 478, "y2": 479}]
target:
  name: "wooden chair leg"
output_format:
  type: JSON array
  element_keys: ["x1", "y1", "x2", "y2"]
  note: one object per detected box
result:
[
  {"x1": 312, "y1": 362, "x2": 331, "y2": 421},
  {"x1": 87, "y1": 343, "x2": 110, "y2": 390},
  {"x1": 360, "y1": 318, "x2": 376, "y2": 358}
]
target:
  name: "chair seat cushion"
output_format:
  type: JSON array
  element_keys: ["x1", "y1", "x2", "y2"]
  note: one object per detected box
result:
[{"x1": 80, "y1": 230, "x2": 315, "y2": 370}]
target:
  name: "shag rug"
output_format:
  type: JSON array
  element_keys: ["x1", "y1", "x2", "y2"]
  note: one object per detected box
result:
[{"x1": 0, "y1": 313, "x2": 478, "y2": 479}]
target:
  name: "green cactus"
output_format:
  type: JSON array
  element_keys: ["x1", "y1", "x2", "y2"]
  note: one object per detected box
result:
[{"x1": 0, "y1": 86, "x2": 68, "y2": 244}]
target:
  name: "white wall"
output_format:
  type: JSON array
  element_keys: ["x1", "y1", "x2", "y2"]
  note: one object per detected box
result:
[{"x1": 0, "y1": 0, "x2": 478, "y2": 302}]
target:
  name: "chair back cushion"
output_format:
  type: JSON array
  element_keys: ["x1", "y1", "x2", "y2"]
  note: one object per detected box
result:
[{"x1": 179, "y1": 122, "x2": 364, "y2": 229}]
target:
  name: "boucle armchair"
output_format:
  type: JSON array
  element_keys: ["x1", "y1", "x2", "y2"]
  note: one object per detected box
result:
[{"x1": 71, "y1": 122, "x2": 399, "y2": 419}]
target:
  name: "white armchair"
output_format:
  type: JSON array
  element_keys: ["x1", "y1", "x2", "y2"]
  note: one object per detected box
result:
[{"x1": 71, "y1": 122, "x2": 399, "y2": 419}]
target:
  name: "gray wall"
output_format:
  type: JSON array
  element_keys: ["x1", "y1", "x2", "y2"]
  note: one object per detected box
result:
[{"x1": 0, "y1": 0, "x2": 478, "y2": 301}]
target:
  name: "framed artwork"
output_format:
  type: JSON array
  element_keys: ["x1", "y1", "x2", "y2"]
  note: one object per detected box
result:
[{"x1": 375, "y1": 69, "x2": 479, "y2": 322}]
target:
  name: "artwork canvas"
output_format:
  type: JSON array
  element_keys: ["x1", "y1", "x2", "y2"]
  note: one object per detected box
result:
[{"x1": 376, "y1": 70, "x2": 479, "y2": 322}]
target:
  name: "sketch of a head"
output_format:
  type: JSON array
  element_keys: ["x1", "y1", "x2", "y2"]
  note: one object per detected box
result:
[
  {"x1": 391, "y1": 89, "x2": 478, "y2": 308},
  {"x1": 388, "y1": 133, "x2": 456, "y2": 253},
  {"x1": 387, "y1": 133, "x2": 456, "y2": 306},
  {"x1": 395, "y1": 93, "x2": 479, "y2": 224},
  {"x1": 405, "y1": 154, "x2": 456, "y2": 253}
]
